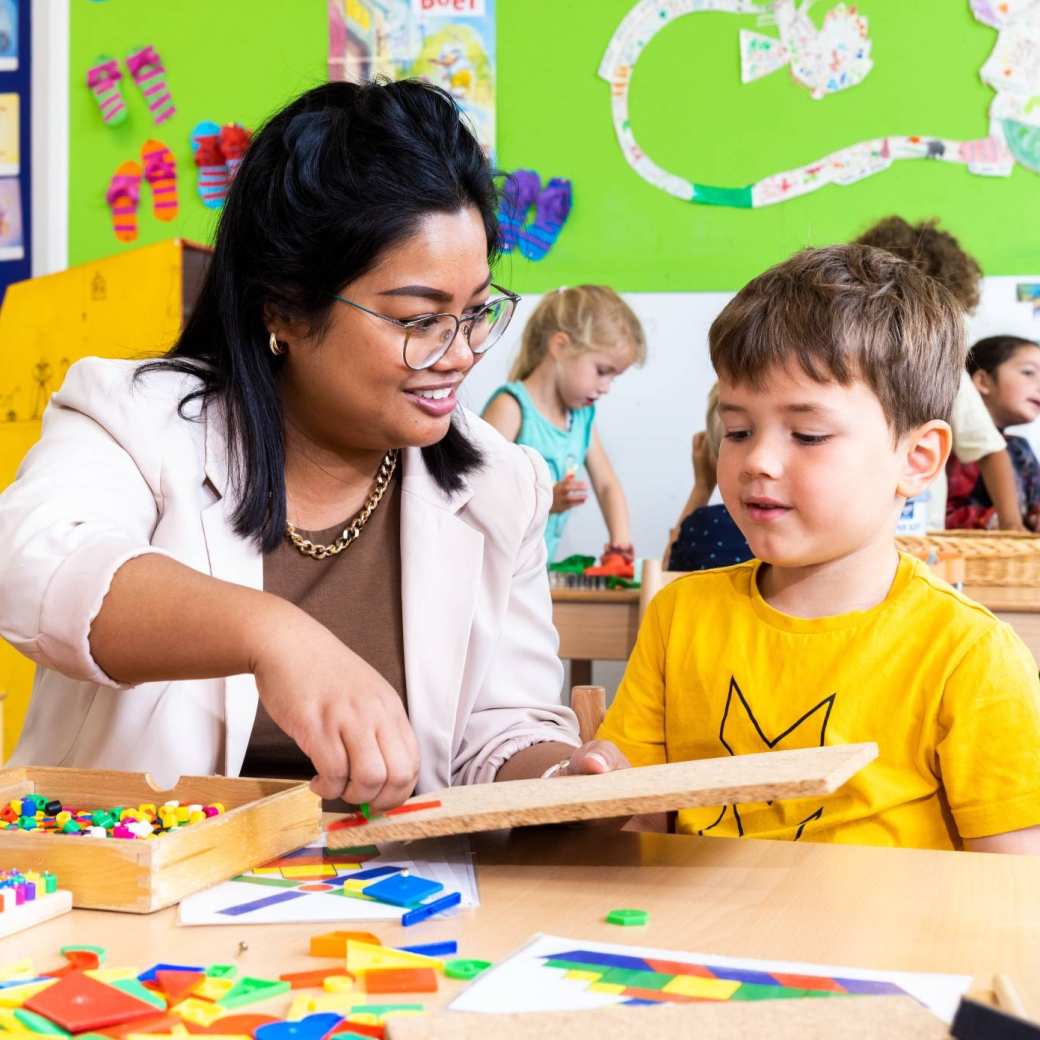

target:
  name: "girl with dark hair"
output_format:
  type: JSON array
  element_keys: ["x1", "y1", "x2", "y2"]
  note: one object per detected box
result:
[
  {"x1": 0, "y1": 80, "x2": 628, "y2": 806},
  {"x1": 948, "y1": 335, "x2": 1040, "y2": 530}
]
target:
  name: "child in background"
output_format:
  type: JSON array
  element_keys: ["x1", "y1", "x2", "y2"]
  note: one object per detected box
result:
[
  {"x1": 666, "y1": 383, "x2": 752, "y2": 571},
  {"x1": 483, "y1": 285, "x2": 645, "y2": 563},
  {"x1": 594, "y1": 245, "x2": 1040, "y2": 854},
  {"x1": 948, "y1": 336, "x2": 1040, "y2": 530},
  {"x1": 854, "y1": 216, "x2": 1024, "y2": 531}
]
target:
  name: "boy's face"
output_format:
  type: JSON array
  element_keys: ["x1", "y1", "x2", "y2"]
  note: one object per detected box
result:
[{"x1": 716, "y1": 364, "x2": 932, "y2": 569}]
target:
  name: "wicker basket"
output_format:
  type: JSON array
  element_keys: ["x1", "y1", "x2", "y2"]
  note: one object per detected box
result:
[{"x1": 897, "y1": 530, "x2": 1040, "y2": 587}]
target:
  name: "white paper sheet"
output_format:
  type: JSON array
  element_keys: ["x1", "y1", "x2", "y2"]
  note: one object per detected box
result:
[
  {"x1": 178, "y1": 834, "x2": 478, "y2": 926},
  {"x1": 449, "y1": 933, "x2": 972, "y2": 1025}
]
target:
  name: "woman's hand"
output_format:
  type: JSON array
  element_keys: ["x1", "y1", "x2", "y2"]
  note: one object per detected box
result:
[
  {"x1": 251, "y1": 607, "x2": 420, "y2": 810},
  {"x1": 551, "y1": 475, "x2": 589, "y2": 514}
]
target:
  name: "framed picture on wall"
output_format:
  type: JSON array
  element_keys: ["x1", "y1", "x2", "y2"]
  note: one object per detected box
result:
[{"x1": 0, "y1": 1, "x2": 17, "y2": 73}]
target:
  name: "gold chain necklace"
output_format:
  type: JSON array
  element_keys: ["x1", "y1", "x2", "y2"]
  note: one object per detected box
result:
[{"x1": 285, "y1": 449, "x2": 399, "y2": 560}]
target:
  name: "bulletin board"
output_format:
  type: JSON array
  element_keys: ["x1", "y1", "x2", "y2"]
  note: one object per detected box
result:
[{"x1": 68, "y1": 0, "x2": 1038, "y2": 293}]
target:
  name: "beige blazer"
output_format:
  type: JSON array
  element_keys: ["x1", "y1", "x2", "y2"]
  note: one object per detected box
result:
[{"x1": 0, "y1": 359, "x2": 578, "y2": 789}]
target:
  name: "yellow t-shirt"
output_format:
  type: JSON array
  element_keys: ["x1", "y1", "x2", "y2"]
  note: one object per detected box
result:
[{"x1": 597, "y1": 553, "x2": 1040, "y2": 850}]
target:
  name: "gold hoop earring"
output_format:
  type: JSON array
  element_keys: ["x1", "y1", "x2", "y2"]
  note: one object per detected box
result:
[{"x1": 269, "y1": 331, "x2": 285, "y2": 357}]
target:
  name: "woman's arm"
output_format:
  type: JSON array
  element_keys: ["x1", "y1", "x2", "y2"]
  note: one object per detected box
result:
[
  {"x1": 585, "y1": 429, "x2": 632, "y2": 550},
  {"x1": 977, "y1": 449, "x2": 1027, "y2": 531},
  {"x1": 90, "y1": 553, "x2": 420, "y2": 809}
]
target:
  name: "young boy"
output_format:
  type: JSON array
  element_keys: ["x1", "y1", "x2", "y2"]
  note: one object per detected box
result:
[{"x1": 593, "y1": 244, "x2": 1040, "y2": 853}]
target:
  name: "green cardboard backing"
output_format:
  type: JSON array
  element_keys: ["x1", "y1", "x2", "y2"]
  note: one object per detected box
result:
[{"x1": 69, "y1": 0, "x2": 1036, "y2": 292}]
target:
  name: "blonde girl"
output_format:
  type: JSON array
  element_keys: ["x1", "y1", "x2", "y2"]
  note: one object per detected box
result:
[{"x1": 483, "y1": 285, "x2": 645, "y2": 562}]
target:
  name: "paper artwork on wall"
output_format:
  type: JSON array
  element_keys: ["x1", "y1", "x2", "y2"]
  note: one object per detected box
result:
[
  {"x1": 328, "y1": 0, "x2": 496, "y2": 157},
  {"x1": 1017, "y1": 282, "x2": 1040, "y2": 317},
  {"x1": 599, "y1": 0, "x2": 1040, "y2": 209},
  {"x1": 740, "y1": 2, "x2": 872, "y2": 100},
  {"x1": 0, "y1": 177, "x2": 24, "y2": 261},
  {"x1": 0, "y1": 93, "x2": 18, "y2": 177},
  {"x1": 0, "y1": 1, "x2": 17, "y2": 73}
]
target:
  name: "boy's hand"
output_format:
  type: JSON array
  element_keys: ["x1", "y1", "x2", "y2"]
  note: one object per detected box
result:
[
  {"x1": 551, "y1": 475, "x2": 588, "y2": 514},
  {"x1": 554, "y1": 740, "x2": 631, "y2": 776},
  {"x1": 545, "y1": 740, "x2": 641, "y2": 830},
  {"x1": 692, "y1": 431, "x2": 715, "y2": 488}
]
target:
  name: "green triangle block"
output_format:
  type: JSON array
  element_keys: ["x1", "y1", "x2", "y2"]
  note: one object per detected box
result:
[
  {"x1": 231, "y1": 875, "x2": 301, "y2": 889},
  {"x1": 218, "y1": 976, "x2": 291, "y2": 1009},
  {"x1": 14, "y1": 1009, "x2": 72, "y2": 1035},
  {"x1": 112, "y1": 978, "x2": 167, "y2": 1010},
  {"x1": 345, "y1": 1004, "x2": 425, "y2": 1018},
  {"x1": 206, "y1": 964, "x2": 237, "y2": 978},
  {"x1": 59, "y1": 944, "x2": 106, "y2": 963}
]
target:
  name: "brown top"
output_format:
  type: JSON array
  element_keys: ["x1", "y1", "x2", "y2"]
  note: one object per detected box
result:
[{"x1": 240, "y1": 470, "x2": 407, "y2": 783}]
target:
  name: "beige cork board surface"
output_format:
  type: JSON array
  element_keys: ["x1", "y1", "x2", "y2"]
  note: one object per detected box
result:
[
  {"x1": 385, "y1": 996, "x2": 949, "y2": 1039},
  {"x1": 327, "y1": 743, "x2": 877, "y2": 846}
]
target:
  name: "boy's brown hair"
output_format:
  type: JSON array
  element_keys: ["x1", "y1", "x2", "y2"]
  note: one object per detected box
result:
[
  {"x1": 854, "y1": 216, "x2": 982, "y2": 314},
  {"x1": 709, "y1": 244, "x2": 964, "y2": 436}
]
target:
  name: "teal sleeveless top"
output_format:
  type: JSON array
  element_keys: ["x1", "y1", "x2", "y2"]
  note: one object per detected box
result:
[{"x1": 487, "y1": 381, "x2": 596, "y2": 563}]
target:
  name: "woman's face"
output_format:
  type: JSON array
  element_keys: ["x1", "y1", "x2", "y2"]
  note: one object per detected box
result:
[
  {"x1": 279, "y1": 206, "x2": 492, "y2": 454},
  {"x1": 976, "y1": 344, "x2": 1040, "y2": 428}
]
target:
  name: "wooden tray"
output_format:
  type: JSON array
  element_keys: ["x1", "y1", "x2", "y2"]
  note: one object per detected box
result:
[
  {"x1": 385, "y1": 997, "x2": 948, "y2": 1040},
  {"x1": 328, "y1": 743, "x2": 877, "y2": 846},
  {"x1": 0, "y1": 767, "x2": 321, "y2": 912}
]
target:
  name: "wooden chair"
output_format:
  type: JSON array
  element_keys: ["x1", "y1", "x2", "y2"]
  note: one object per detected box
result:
[
  {"x1": 638, "y1": 558, "x2": 686, "y2": 620},
  {"x1": 571, "y1": 685, "x2": 606, "y2": 742}
]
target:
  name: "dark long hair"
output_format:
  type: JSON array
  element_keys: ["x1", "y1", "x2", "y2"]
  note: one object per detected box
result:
[
  {"x1": 967, "y1": 335, "x2": 1038, "y2": 377},
  {"x1": 138, "y1": 79, "x2": 497, "y2": 552}
]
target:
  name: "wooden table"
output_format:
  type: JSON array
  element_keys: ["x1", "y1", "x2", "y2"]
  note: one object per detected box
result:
[
  {"x1": 552, "y1": 588, "x2": 640, "y2": 685},
  {"x1": 7, "y1": 828, "x2": 1039, "y2": 1020},
  {"x1": 554, "y1": 585, "x2": 1040, "y2": 675}
]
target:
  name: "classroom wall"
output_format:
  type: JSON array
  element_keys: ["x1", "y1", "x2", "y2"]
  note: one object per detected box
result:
[{"x1": 68, "y1": 1, "x2": 1040, "y2": 290}]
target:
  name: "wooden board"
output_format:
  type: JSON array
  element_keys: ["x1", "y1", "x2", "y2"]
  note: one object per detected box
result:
[
  {"x1": 0, "y1": 888, "x2": 72, "y2": 938},
  {"x1": 385, "y1": 996, "x2": 948, "y2": 1039},
  {"x1": 0, "y1": 768, "x2": 321, "y2": 912},
  {"x1": 327, "y1": 743, "x2": 877, "y2": 846}
]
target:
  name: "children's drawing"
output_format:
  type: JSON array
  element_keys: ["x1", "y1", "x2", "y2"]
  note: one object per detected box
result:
[
  {"x1": 1017, "y1": 282, "x2": 1040, "y2": 317},
  {"x1": 740, "y1": 2, "x2": 872, "y2": 98},
  {"x1": 450, "y1": 933, "x2": 973, "y2": 1024},
  {"x1": 328, "y1": 0, "x2": 496, "y2": 157},
  {"x1": 600, "y1": 0, "x2": 1040, "y2": 207}
]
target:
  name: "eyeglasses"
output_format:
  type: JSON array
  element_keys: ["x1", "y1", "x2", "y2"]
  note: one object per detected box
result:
[{"x1": 331, "y1": 283, "x2": 521, "y2": 371}]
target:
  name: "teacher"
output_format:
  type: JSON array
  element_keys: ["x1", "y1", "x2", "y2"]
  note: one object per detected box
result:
[{"x1": 0, "y1": 80, "x2": 625, "y2": 807}]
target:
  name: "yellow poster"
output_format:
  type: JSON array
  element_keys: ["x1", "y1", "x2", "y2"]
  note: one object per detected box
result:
[{"x1": 0, "y1": 93, "x2": 18, "y2": 177}]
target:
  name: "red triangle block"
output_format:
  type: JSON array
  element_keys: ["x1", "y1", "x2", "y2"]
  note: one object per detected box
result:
[
  {"x1": 24, "y1": 972, "x2": 159, "y2": 1033},
  {"x1": 155, "y1": 970, "x2": 204, "y2": 1004}
]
